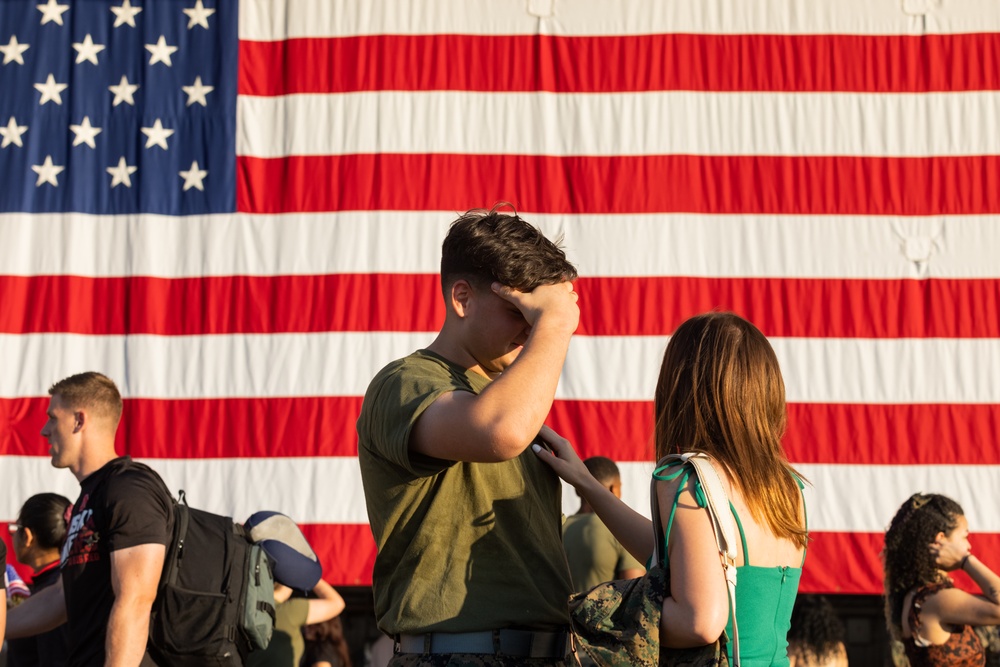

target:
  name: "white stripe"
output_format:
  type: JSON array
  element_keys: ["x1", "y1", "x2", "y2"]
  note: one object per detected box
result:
[
  {"x1": 3, "y1": 333, "x2": 1000, "y2": 404},
  {"x1": 4, "y1": 456, "x2": 997, "y2": 532},
  {"x1": 239, "y1": 91, "x2": 1000, "y2": 159},
  {"x1": 612, "y1": 462, "x2": 1000, "y2": 532},
  {"x1": 239, "y1": 0, "x2": 1000, "y2": 39},
  {"x1": 562, "y1": 336, "x2": 1000, "y2": 403},
  {"x1": 3, "y1": 212, "x2": 997, "y2": 280}
]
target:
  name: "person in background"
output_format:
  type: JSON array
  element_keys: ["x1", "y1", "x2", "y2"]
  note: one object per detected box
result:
[
  {"x1": 883, "y1": 493, "x2": 1000, "y2": 667},
  {"x1": 245, "y1": 579, "x2": 345, "y2": 667},
  {"x1": 7, "y1": 493, "x2": 72, "y2": 667},
  {"x1": 786, "y1": 595, "x2": 848, "y2": 667},
  {"x1": 1, "y1": 538, "x2": 7, "y2": 647},
  {"x1": 303, "y1": 617, "x2": 352, "y2": 667},
  {"x1": 562, "y1": 456, "x2": 644, "y2": 592},
  {"x1": 6, "y1": 372, "x2": 174, "y2": 667}
]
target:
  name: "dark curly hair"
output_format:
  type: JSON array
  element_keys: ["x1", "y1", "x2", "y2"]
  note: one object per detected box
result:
[
  {"x1": 440, "y1": 203, "x2": 577, "y2": 294},
  {"x1": 787, "y1": 595, "x2": 846, "y2": 664},
  {"x1": 882, "y1": 493, "x2": 965, "y2": 639}
]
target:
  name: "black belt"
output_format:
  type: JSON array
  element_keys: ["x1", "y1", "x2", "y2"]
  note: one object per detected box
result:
[{"x1": 396, "y1": 629, "x2": 571, "y2": 658}]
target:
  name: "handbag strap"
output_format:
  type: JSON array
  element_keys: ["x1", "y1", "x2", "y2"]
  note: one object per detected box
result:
[{"x1": 651, "y1": 452, "x2": 741, "y2": 666}]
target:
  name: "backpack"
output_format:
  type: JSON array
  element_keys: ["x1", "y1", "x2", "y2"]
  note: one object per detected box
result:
[{"x1": 148, "y1": 490, "x2": 277, "y2": 666}]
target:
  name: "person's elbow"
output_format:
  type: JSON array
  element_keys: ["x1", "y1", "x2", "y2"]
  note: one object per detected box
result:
[{"x1": 663, "y1": 598, "x2": 730, "y2": 646}]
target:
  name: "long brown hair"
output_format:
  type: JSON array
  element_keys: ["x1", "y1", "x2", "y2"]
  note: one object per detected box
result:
[{"x1": 654, "y1": 312, "x2": 807, "y2": 548}]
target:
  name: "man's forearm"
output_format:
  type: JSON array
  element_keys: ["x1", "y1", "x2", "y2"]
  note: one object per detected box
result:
[{"x1": 105, "y1": 596, "x2": 153, "y2": 667}]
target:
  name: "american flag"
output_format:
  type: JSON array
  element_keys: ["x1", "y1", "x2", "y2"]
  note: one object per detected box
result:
[{"x1": 2, "y1": 0, "x2": 999, "y2": 594}]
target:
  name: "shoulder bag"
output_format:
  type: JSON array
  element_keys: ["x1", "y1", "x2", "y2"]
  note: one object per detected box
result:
[{"x1": 568, "y1": 452, "x2": 740, "y2": 667}]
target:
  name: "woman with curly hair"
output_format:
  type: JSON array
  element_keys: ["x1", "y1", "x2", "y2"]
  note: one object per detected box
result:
[{"x1": 883, "y1": 493, "x2": 1000, "y2": 666}]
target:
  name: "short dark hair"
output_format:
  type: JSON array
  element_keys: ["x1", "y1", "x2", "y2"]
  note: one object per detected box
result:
[
  {"x1": 584, "y1": 456, "x2": 620, "y2": 485},
  {"x1": 441, "y1": 203, "x2": 577, "y2": 295},
  {"x1": 49, "y1": 372, "x2": 123, "y2": 428},
  {"x1": 787, "y1": 595, "x2": 846, "y2": 664},
  {"x1": 18, "y1": 492, "x2": 72, "y2": 551}
]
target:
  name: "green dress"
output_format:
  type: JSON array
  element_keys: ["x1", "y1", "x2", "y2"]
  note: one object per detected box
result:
[{"x1": 656, "y1": 461, "x2": 806, "y2": 667}]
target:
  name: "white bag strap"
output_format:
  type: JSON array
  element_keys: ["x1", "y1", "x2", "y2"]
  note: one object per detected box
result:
[{"x1": 653, "y1": 452, "x2": 741, "y2": 666}]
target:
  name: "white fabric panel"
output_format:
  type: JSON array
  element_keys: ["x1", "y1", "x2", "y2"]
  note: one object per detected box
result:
[
  {"x1": 609, "y1": 462, "x2": 1000, "y2": 531},
  {"x1": 239, "y1": 91, "x2": 1000, "y2": 158},
  {"x1": 5, "y1": 333, "x2": 1000, "y2": 404},
  {"x1": 6, "y1": 456, "x2": 997, "y2": 532},
  {"x1": 3, "y1": 212, "x2": 997, "y2": 280},
  {"x1": 561, "y1": 336, "x2": 1000, "y2": 403},
  {"x1": 240, "y1": 0, "x2": 1000, "y2": 39}
]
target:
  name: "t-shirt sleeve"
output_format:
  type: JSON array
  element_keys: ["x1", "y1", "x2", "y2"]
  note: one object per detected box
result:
[
  {"x1": 360, "y1": 361, "x2": 461, "y2": 475},
  {"x1": 103, "y1": 470, "x2": 173, "y2": 551}
]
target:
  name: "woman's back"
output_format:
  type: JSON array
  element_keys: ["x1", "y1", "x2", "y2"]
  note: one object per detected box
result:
[{"x1": 658, "y1": 459, "x2": 806, "y2": 667}]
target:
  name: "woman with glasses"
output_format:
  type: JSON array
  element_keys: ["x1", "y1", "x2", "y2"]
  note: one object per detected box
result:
[{"x1": 7, "y1": 493, "x2": 71, "y2": 667}]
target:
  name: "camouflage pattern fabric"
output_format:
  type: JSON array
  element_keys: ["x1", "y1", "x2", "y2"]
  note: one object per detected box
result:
[
  {"x1": 389, "y1": 653, "x2": 570, "y2": 666},
  {"x1": 567, "y1": 564, "x2": 729, "y2": 667}
]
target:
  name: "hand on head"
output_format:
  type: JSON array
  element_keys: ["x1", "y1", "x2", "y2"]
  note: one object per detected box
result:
[
  {"x1": 492, "y1": 280, "x2": 579, "y2": 333},
  {"x1": 929, "y1": 533, "x2": 970, "y2": 571}
]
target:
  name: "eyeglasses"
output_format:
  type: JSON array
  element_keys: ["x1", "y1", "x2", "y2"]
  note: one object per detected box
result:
[{"x1": 8, "y1": 523, "x2": 21, "y2": 535}]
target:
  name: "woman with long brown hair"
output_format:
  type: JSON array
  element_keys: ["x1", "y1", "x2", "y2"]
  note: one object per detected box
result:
[
  {"x1": 536, "y1": 312, "x2": 808, "y2": 665},
  {"x1": 883, "y1": 493, "x2": 1000, "y2": 666}
]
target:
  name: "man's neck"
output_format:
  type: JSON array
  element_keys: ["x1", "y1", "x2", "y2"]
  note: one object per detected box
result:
[
  {"x1": 425, "y1": 331, "x2": 494, "y2": 379},
  {"x1": 72, "y1": 445, "x2": 119, "y2": 483}
]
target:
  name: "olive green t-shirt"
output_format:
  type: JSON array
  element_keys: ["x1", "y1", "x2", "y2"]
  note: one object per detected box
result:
[
  {"x1": 245, "y1": 597, "x2": 308, "y2": 667},
  {"x1": 357, "y1": 349, "x2": 573, "y2": 635},
  {"x1": 562, "y1": 513, "x2": 644, "y2": 592}
]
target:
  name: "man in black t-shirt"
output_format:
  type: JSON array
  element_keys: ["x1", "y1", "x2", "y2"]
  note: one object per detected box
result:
[{"x1": 7, "y1": 372, "x2": 173, "y2": 667}]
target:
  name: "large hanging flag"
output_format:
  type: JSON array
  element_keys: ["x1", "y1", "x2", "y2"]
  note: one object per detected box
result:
[{"x1": 2, "y1": 0, "x2": 999, "y2": 593}]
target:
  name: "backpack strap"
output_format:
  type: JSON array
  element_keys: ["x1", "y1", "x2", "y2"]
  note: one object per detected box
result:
[{"x1": 653, "y1": 453, "x2": 741, "y2": 666}]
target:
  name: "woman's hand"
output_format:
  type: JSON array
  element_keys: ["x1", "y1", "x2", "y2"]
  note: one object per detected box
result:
[
  {"x1": 531, "y1": 425, "x2": 594, "y2": 489},
  {"x1": 930, "y1": 535, "x2": 969, "y2": 571}
]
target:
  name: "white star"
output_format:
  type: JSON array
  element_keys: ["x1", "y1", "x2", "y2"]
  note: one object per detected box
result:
[
  {"x1": 145, "y1": 35, "x2": 178, "y2": 67},
  {"x1": 108, "y1": 75, "x2": 139, "y2": 106},
  {"x1": 36, "y1": 0, "x2": 70, "y2": 25},
  {"x1": 179, "y1": 160, "x2": 207, "y2": 191},
  {"x1": 107, "y1": 156, "x2": 138, "y2": 188},
  {"x1": 69, "y1": 116, "x2": 102, "y2": 149},
  {"x1": 110, "y1": 0, "x2": 142, "y2": 28},
  {"x1": 34, "y1": 73, "x2": 67, "y2": 105},
  {"x1": 31, "y1": 155, "x2": 64, "y2": 187},
  {"x1": 72, "y1": 34, "x2": 105, "y2": 65},
  {"x1": 140, "y1": 118, "x2": 174, "y2": 150},
  {"x1": 181, "y1": 76, "x2": 213, "y2": 107},
  {"x1": 0, "y1": 117, "x2": 28, "y2": 148},
  {"x1": 0, "y1": 35, "x2": 30, "y2": 65},
  {"x1": 183, "y1": 0, "x2": 215, "y2": 29}
]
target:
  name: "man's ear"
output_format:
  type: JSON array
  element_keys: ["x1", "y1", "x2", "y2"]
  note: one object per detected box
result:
[
  {"x1": 72, "y1": 409, "x2": 86, "y2": 433},
  {"x1": 21, "y1": 526, "x2": 36, "y2": 550},
  {"x1": 450, "y1": 279, "x2": 473, "y2": 318},
  {"x1": 608, "y1": 479, "x2": 622, "y2": 499}
]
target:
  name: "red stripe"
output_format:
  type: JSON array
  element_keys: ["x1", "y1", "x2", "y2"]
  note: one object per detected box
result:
[
  {"x1": 5, "y1": 274, "x2": 1000, "y2": 338},
  {"x1": 299, "y1": 523, "x2": 376, "y2": 587},
  {"x1": 801, "y1": 532, "x2": 1000, "y2": 595},
  {"x1": 239, "y1": 33, "x2": 1000, "y2": 95},
  {"x1": 550, "y1": 401, "x2": 1000, "y2": 466},
  {"x1": 0, "y1": 274, "x2": 444, "y2": 335},
  {"x1": 237, "y1": 154, "x2": 1000, "y2": 216},
  {"x1": 5, "y1": 398, "x2": 999, "y2": 465}
]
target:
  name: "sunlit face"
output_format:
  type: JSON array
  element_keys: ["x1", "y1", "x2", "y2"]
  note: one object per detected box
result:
[
  {"x1": 40, "y1": 394, "x2": 83, "y2": 470},
  {"x1": 942, "y1": 514, "x2": 972, "y2": 556},
  {"x1": 464, "y1": 285, "x2": 531, "y2": 376}
]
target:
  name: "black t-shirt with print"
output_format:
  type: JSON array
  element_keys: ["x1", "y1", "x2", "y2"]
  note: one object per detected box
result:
[{"x1": 61, "y1": 456, "x2": 173, "y2": 667}]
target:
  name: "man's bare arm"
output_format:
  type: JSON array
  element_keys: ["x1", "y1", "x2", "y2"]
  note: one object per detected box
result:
[
  {"x1": 106, "y1": 543, "x2": 165, "y2": 667},
  {"x1": 6, "y1": 578, "x2": 67, "y2": 638},
  {"x1": 413, "y1": 281, "x2": 579, "y2": 462}
]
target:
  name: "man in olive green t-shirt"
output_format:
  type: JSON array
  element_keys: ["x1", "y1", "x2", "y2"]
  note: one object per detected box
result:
[
  {"x1": 562, "y1": 457, "x2": 645, "y2": 592},
  {"x1": 357, "y1": 205, "x2": 580, "y2": 666}
]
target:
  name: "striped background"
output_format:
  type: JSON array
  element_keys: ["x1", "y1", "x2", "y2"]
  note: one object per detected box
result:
[{"x1": 3, "y1": 0, "x2": 1000, "y2": 594}]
